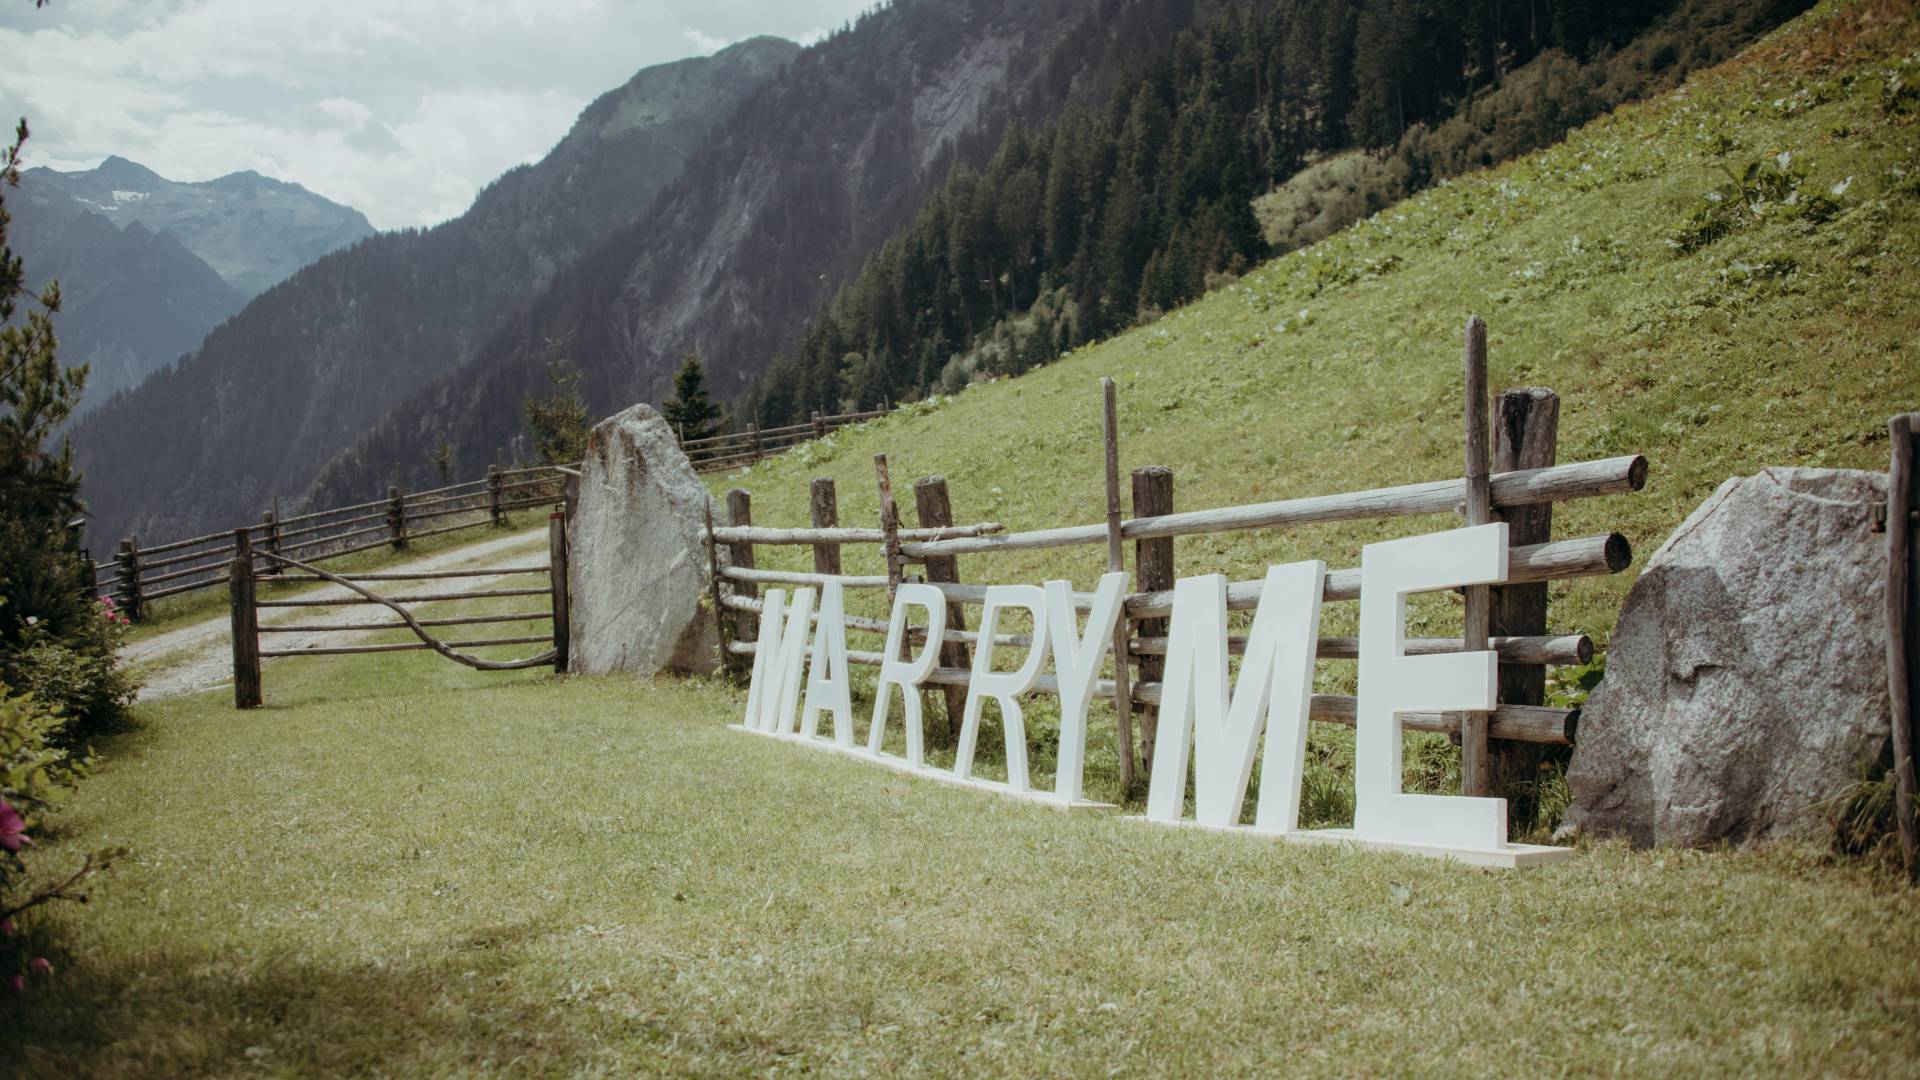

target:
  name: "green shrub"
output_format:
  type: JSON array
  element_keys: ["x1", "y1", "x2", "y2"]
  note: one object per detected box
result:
[
  {"x1": 0, "y1": 594, "x2": 138, "y2": 748},
  {"x1": 1, "y1": 680, "x2": 118, "y2": 995},
  {"x1": 1667, "y1": 153, "x2": 1843, "y2": 254}
]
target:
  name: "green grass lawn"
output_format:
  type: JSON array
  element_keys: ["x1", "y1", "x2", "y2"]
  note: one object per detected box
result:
[{"x1": 7, "y1": 648, "x2": 1919, "y2": 1077}]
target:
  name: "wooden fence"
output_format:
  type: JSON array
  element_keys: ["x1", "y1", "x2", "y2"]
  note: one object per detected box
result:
[
  {"x1": 680, "y1": 406, "x2": 894, "y2": 472},
  {"x1": 95, "y1": 465, "x2": 573, "y2": 618},
  {"x1": 704, "y1": 317, "x2": 1646, "y2": 805},
  {"x1": 227, "y1": 511, "x2": 571, "y2": 709},
  {"x1": 93, "y1": 404, "x2": 900, "y2": 618}
]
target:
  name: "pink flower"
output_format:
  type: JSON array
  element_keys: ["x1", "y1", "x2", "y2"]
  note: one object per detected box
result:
[
  {"x1": 0, "y1": 800, "x2": 25, "y2": 854},
  {"x1": 28, "y1": 957, "x2": 51, "y2": 976}
]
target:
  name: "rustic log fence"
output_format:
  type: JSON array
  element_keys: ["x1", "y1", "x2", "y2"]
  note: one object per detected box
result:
[
  {"x1": 228, "y1": 511, "x2": 570, "y2": 708},
  {"x1": 95, "y1": 465, "x2": 574, "y2": 618},
  {"x1": 96, "y1": 404, "x2": 901, "y2": 618},
  {"x1": 705, "y1": 317, "x2": 1648, "y2": 811},
  {"x1": 679, "y1": 406, "x2": 893, "y2": 471}
]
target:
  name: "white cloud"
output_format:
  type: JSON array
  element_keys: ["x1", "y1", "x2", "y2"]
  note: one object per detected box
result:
[
  {"x1": 684, "y1": 28, "x2": 734, "y2": 54},
  {"x1": 0, "y1": 0, "x2": 873, "y2": 229}
]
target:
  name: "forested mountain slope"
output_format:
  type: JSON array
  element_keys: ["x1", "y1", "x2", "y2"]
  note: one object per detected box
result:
[
  {"x1": 71, "y1": 38, "x2": 799, "y2": 547},
  {"x1": 738, "y1": 0, "x2": 1810, "y2": 424},
  {"x1": 321, "y1": 0, "x2": 1809, "y2": 510},
  {"x1": 715, "y1": 0, "x2": 1917, "y2": 653},
  {"x1": 9, "y1": 205, "x2": 244, "y2": 414},
  {"x1": 306, "y1": 0, "x2": 1219, "y2": 509}
]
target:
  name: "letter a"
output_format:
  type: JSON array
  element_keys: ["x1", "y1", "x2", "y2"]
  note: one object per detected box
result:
[{"x1": 800, "y1": 580, "x2": 855, "y2": 745}]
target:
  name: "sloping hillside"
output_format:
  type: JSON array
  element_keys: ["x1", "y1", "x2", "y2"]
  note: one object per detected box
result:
[
  {"x1": 70, "y1": 38, "x2": 799, "y2": 547},
  {"x1": 712, "y1": 0, "x2": 1918, "y2": 656}
]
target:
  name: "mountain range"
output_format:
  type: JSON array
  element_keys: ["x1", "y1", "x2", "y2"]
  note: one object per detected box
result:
[
  {"x1": 11, "y1": 156, "x2": 373, "y2": 413},
  {"x1": 68, "y1": 0, "x2": 1811, "y2": 551}
]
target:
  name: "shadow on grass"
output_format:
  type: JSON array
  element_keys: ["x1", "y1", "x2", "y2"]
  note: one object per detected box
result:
[{"x1": 3, "y1": 928, "x2": 648, "y2": 1077}]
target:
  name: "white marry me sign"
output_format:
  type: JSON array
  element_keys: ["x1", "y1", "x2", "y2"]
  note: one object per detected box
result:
[{"x1": 733, "y1": 522, "x2": 1571, "y2": 868}]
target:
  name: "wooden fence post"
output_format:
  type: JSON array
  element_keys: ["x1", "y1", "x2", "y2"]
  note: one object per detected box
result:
[
  {"x1": 229, "y1": 529, "x2": 261, "y2": 709},
  {"x1": 488, "y1": 465, "x2": 505, "y2": 527},
  {"x1": 1131, "y1": 466, "x2": 1174, "y2": 773},
  {"x1": 724, "y1": 489, "x2": 758, "y2": 668},
  {"x1": 749, "y1": 421, "x2": 763, "y2": 463},
  {"x1": 812, "y1": 410, "x2": 827, "y2": 442},
  {"x1": 1885, "y1": 412, "x2": 1919, "y2": 876},
  {"x1": 705, "y1": 501, "x2": 736, "y2": 677},
  {"x1": 874, "y1": 455, "x2": 905, "y2": 598},
  {"x1": 261, "y1": 510, "x2": 282, "y2": 576},
  {"x1": 549, "y1": 511, "x2": 571, "y2": 674},
  {"x1": 1102, "y1": 378, "x2": 1137, "y2": 795},
  {"x1": 1489, "y1": 387, "x2": 1562, "y2": 827},
  {"x1": 116, "y1": 536, "x2": 144, "y2": 621},
  {"x1": 809, "y1": 477, "x2": 842, "y2": 575},
  {"x1": 387, "y1": 485, "x2": 407, "y2": 549},
  {"x1": 914, "y1": 475, "x2": 971, "y2": 744},
  {"x1": 1460, "y1": 315, "x2": 1494, "y2": 798}
]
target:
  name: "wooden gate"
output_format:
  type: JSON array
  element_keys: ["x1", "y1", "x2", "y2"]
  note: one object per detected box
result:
[{"x1": 227, "y1": 512, "x2": 571, "y2": 708}]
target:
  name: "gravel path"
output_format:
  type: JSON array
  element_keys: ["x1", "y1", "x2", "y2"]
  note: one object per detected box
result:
[{"x1": 129, "y1": 528, "x2": 552, "y2": 701}]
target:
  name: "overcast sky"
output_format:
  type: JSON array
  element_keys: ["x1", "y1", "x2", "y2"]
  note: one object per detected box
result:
[{"x1": 0, "y1": 0, "x2": 876, "y2": 229}]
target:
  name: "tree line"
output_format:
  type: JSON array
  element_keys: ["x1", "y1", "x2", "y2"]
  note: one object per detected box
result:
[{"x1": 741, "y1": 0, "x2": 1796, "y2": 426}]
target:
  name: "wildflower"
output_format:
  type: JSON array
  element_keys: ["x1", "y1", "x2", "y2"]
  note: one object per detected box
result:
[
  {"x1": 0, "y1": 800, "x2": 26, "y2": 853},
  {"x1": 28, "y1": 957, "x2": 51, "y2": 976}
]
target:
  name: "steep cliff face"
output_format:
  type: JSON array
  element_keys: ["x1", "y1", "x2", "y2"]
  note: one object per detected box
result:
[
  {"x1": 72, "y1": 37, "x2": 799, "y2": 547},
  {"x1": 309, "y1": 0, "x2": 1209, "y2": 509}
]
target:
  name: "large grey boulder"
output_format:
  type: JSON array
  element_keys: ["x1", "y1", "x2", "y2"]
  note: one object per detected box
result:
[
  {"x1": 566, "y1": 404, "x2": 718, "y2": 677},
  {"x1": 1565, "y1": 468, "x2": 1890, "y2": 847}
]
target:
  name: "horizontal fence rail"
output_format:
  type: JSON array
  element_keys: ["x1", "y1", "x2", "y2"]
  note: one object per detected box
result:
[{"x1": 98, "y1": 403, "x2": 903, "y2": 617}]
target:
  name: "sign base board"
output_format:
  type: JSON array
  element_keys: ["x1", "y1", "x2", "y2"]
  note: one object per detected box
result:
[
  {"x1": 728, "y1": 725, "x2": 1118, "y2": 811},
  {"x1": 1130, "y1": 817, "x2": 1574, "y2": 869}
]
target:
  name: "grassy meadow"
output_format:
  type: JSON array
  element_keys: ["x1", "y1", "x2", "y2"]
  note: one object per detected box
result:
[{"x1": 7, "y1": 2, "x2": 1920, "y2": 1075}]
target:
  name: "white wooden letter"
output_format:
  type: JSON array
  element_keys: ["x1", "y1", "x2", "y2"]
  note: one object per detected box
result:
[
  {"x1": 866, "y1": 583, "x2": 947, "y2": 767},
  {"x1": 956, "y1": 585, "x2": 1050, "y2": 790},
  {"x1": 1046, "y1": 572, "x2": 1127, "y2": 803},
  {"x1": 742, "y1": 588, "x2": 785, "y2": 730},
  {"x1": 1353, "y1": 523, "x2": 1509, "y2": 850},
  {"x1": 767, "y1": 586, "x2": 815, "y2": 734},
  {"x1": 1145, "y1": 563, "x2": 1325, "y2": 829},
  {"x1": 1249, "y1": 561, "x2": 1326, "y2": 833},
  {"x1": 800, "y1": 580, "x2": 854, "y2": 745}
]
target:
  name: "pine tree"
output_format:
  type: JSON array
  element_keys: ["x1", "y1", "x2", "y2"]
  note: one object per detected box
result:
[
  {"x1": 663, "y1": 352, "x2": 725, "y2": 442},
  {"x1": 0, "y1": 114, "x2": 90, "y2": 637},
  {"x1": 429, "y1": 436, "x2": 454, "y2": 485},
  {"x1": 521, "y1": 336, "x2": 589, "y2": 466}
]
